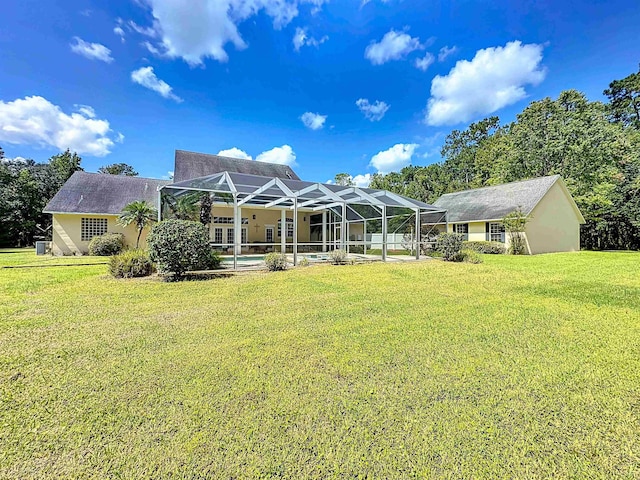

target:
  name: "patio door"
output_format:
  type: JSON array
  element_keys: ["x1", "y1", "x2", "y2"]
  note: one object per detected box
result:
[{"x1": 265, "y1": 226, "x2": 274, "y2": 244}]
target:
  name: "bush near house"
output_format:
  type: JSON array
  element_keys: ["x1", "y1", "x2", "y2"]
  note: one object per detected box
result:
[
  {"x1": 328, "y1": 249, "x2": 347, "y2": 264},
  {"x1": 88, "y1": 233, "x2": 124, "y2": 256},
  {"x1": 436, "y1": 232, "x2": 464, "y2": 261},
  {"x1": 109, "y1": 249, "x2": 154, "y2": 278},
  {"x1": 147, "y1": 220, "x2": 211, "y2": 278},
  {"x1": 461, "y1": 249, "x2": 483, "y2": 264},
  {"x1": 264, "y1": 252, "x2": 288, "y2": 271},
  {"x1": 463, "y1": 241, "x2": 506, "y2": 254}
]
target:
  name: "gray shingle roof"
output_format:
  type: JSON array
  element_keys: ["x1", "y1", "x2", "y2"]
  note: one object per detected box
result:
[
  {"x1": 44, "y1": 172, "x2": 169, "y2": 215},
  {"x1": 433, "y1": 175, "x2": 561, "y2": 223},
  {"x1": 173, "y1": 149, "x2": 301, "y2": 182}
]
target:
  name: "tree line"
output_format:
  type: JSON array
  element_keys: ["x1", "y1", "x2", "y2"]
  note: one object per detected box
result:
[
  {"x1": 0, "y1": 148, "x2": 138, "y2": 247},
  {"x1": 365, "y1": 67, "x2": 640, "y2": 250}
]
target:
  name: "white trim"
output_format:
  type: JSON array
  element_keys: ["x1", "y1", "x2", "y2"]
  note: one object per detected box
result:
[
  {"x1": 45, "y1": 211, "x2": 118, "y2": 216},
  {"x1": 265, "y1": 225, "x2": 275, "y2": 243}
]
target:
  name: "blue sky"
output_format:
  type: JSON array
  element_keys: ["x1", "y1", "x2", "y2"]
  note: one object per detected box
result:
[{"x1": 1, "y1": 0, "x2": 638, "y2": 185}]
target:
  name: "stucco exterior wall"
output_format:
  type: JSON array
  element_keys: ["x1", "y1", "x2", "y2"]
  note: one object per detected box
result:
[
  {"x1": 525, "y1": 181, "x2": 581, "y2": 254},
  {"x1": 52, "y1": 213, "x2": 148, "y2": 255},
  {"x1": 445, "y1": 221, "x2": 489, "y2": 241}
]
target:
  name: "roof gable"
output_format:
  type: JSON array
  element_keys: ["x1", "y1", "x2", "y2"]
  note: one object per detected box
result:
[
  {"x1": 44, "y1": 172, "x2": 169, "y2": 215},
  {"x1": 434, "y1": 175, "x2": 562, "y2": 223},
  {"x1": 173, "y1": 150, "x2": 301, "y2": 182}
]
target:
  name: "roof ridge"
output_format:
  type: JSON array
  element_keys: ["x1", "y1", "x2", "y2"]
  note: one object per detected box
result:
[
  {"x1": 175, "y1": 149, "x2": 291, "y2": 169},
  {"x1": 440, "y1": 175, "x2": 559, "y2": 197},
  {"x1": 75, "y1": 171, "x2": 167, "y2": 183}
]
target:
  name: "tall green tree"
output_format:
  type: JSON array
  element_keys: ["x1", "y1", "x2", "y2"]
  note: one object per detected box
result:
[
  {"x1": 604, "y1": 65, "x2": 640, "y2": 129},
  {"x1": 334, "y1": 173, "x2": 354, "y2": 186},
  {"x1": 98, "y1": 163, "x2": 139, "y2": 176},
  {"x1": 49, "y1": 149, "x2": 83, "y2": 183},
  {"x1": 118, "y1": 201, "x2": 157, "y2": 248}
]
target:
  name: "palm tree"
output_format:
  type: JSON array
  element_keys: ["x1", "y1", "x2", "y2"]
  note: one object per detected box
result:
[{"x1": 118, "y1": 201, "x2": 158, "y2": 248}]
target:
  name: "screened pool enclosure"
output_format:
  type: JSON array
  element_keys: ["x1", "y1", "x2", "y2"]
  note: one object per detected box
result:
[{"x1": 159, "y1": 171, "x2": 447, "y2": 269}]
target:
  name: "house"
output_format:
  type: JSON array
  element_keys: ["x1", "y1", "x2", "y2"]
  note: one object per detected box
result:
[
  {"x1": 44, "y1": 150, "x2": 445, "y2": 260},
  {"x1": 430, "y1": 175, "x2": 585, "y2": 254}
]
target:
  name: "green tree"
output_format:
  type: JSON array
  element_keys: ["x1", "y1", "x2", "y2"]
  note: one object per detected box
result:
[
  {"x1": 502, "y1": 208, "x2": 530, "y2": 255},
  {"x1": 49, "y1": 149, "x2": 83, "y2": 183},
  {"x1": 604, "y1": 65, "x2": 640, "y2": 129},
  {"x1": 334, "y1": 173, "x2": 354, "y2": 186},
  {"x1": 118, "y1": 201, "x2": 158, "y2": 248},
  {"x1": 98, "y1": 163, "x2": 139, "y2": 176}
]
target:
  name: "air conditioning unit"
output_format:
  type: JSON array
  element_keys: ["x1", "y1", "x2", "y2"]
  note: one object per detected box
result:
[{"x1": 35, "y1": 241, "x2": 52, "y2": 255}]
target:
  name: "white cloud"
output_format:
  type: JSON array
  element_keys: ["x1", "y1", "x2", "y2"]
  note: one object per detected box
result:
[
  {"x1": 300, "y1": 112, "x2": 327, "y2": 130},
  {"x1": 369, "y1": 143, "x2": 418, "y2": 174},
  {"x1": 415, "y1": 52, "x2": 434, "y2": 71},
  {"x1": 438, "y1": 45, "x2": 458, "y2": 62},
  {"x1": 256, "y1": 145, "x2": 296, "y2": 166},
  {"x1": 425, "y1": 41, "x2": 546, "y2": 126},
  {"x1": 218, "y1": 147, "x2": 252, "y2": 160},
  {"x1": 352, "y1": 173, "x2": 372, "y2": 188},
  {"x1": 365, "y1": 29, "x2": 422, "y2": 65},
  {"x1": 114, "y1": 26, "x2": 125, "y2": 42},
  {"x1": 74, "y1": 105, "x2": 96, "y2": 118},
  {"x1": 131, "y1": 67, "x2": 182, "y2": 102},
  {"x1": 1, "y1": 156, "x2": 28, "y2": 164},
  {"x1": 355, "y1": 98, "x2": 389, "y2": 121},
  {"x1": 0, "y1": 96, "x2": 120, "y2": 157},
  {"x1": 293, "y1": 27, "x2": 328, "y2": 51},
  {"x1": 142, "y1": 41, "x2": 163, "y2": 56},
  {"x1": 136, "y1": 0, "x2": 327, "y2": 66},
  {"x1": 70, "y1": 37, "x2": 114, "y2": 63},
  {"x1": 128, "y1": 20, "x2": 158, "y2": 38}
]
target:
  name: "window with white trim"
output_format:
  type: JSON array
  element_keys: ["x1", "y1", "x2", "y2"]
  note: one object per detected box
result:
[
  {"x1": 81, "y1": 218, "x2": 108, "y2": 241},
  {"x1": 213, "y1": 227, "x2": 223, "y2": 244},
  {"x1": 490, "y1": 222, "x2": 505, "y2": 242},
  {"x1": 277, "y1": 218, "x2": 294, "y2": 237},
  {"x1": 241, "y1": 228, "x2": 247, "y2": 245},
  {"x1": 265, "y1": 226, "x2": 274, "y2": 243},
  {"x1": 212, "y1": 217, "x2": 248, "y2": 225},
  {"x1": 226, "y1": 228, "x2": 234, "y2": 245},
  {"x1": 453, "y1": 223, "x2": 469, "y2": 239}
]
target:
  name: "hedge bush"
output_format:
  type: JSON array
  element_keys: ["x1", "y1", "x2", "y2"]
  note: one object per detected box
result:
[
  {"x1": 147, "y1": 220, "x2": 211, "y2": 278},
  {"x1": 328, "y1": 249, "x2": 347, "y2": 264},
  {"x1": 264, "y1": 252, "x2": 288, "y2": 271},
  {"x1": 461, "y1": 249, "x2": 483, "y2": 264},
  {"x1": 88, "y1": 233, "x2": 124, "y2": 256},
  {"x1": 436, "y1": 233, "x2": 464, "y2": 261},
  {"x1": 462, "y1": 241, "x2": 506, "y2": 254},
  {"x1": 109, "y1": 249, "x2": 154, "y2": 278}
]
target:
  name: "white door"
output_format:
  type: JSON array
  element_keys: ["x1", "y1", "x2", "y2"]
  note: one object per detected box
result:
[{"x1": 265, "y1": 226, "x2": 274, "y2": 243}]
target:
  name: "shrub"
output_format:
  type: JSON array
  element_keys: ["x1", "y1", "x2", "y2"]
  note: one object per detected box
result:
[
  {"x1": 436, "y1": 233, "x2": 464, "y2": 261},
  {"x1": 88, "y1": 233, "x2": 124, "y2": 256},
  {"x1": 265, "y1": 252, "x2": 288, "y2": 271},
  {"x1": 463, "y1": 241, "x2": 506, "y2": 254},
  {"x1": 298, "y1": 257, "x2": 310, "y2": 267},
  {"x1": 461, "y1": 249, "x2": 483, "y2": 264},
  {"x1": 109, "y1": 249, "x2": 154, "y2": 278},
  {"x1": 207, "y1": 250, "x2": 222, "y2": 270},
  {"x1": 328, "y1": 249, "x2": 347, "y2": 264},
  {"x1": 147, "y1": 220, "x2": 211, "y2": 278}
]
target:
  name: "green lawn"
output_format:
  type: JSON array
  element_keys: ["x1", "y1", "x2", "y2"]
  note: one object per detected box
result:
[{"x1": 1, "y1": 249, "x2": 639, "y2": 478}]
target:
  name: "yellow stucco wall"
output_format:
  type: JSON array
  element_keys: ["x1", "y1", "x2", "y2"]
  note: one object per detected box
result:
[
  {"x1": 525, "y1": 181, "x2": 581, "y2": 254},
  {"x1": 52, "y1": 213, "x2": 149, "y2": 255},
  {"x1": 444, "y1": 181, "x2": 582, "y2": 254}
]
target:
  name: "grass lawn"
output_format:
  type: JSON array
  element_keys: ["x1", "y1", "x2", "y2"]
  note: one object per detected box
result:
[{"x1": 1, "y1": 249, "x2": 639, "y2": 478}]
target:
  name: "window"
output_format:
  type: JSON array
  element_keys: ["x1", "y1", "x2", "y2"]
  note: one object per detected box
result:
[
  {"x1": 490, "y1": 222, "x2": 505, "y2": 242},
  {"x1": 277, "y1": 218, "x2": 294, "y2": 237},
  {"x1": 241, "y1": 228, "x2": 247, "y2": 245},
  {"x1": 265, "y1": 226, "x2": 274, "y2": 243},
  {"x1": 213, "y1": 227, "x2": 223, "y2": 244},
  {"x1": 212, "y1": 217, "x2": 248, "y2": 225},
  {"x1": 453, "y1": 223, "x2": 469, "y2": 240},
  {"x1": 227, "y1": 228, "x2": 234, "y2": 246},
  {"x1": 81, "y1": 218, "x2": 108, "y2": 241}
]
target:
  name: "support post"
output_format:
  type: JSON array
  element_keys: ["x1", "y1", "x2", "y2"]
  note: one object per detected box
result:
[
  {"x1": 293, "y1": 197, "x2": 298, "y2": 265},
  {"x1": 341, "y1": 203, "x2": 347, "y2": 251},
  {"x1": 322, "y1": 210, "x2": 327, "y2": 252},
  {"x1": 382, "y1": 205, "x2": 387, "y2": 261},
  {"x1": 281, "y1": 208, "x2": 286, "y2": 254},
  {"x1": 363, "y1": 219, "x2": 367, "y2": 255},
  {"x1": 233, "y1": 196, "x2": 239, "y2": 270},
  {"x1": 157, "y1": 189, "x2": 162, "y2": 222},
  {"x1": 415, "y1": 208, "x2": 420, "y2": 260},
  {"x1": 445, "y1": 211, "x2": 449, "y2": 233}
]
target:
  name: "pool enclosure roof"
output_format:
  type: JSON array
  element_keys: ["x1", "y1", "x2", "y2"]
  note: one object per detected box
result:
[{"x1": 161, "y1": 171, "x2": 445, "y2": 213}]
